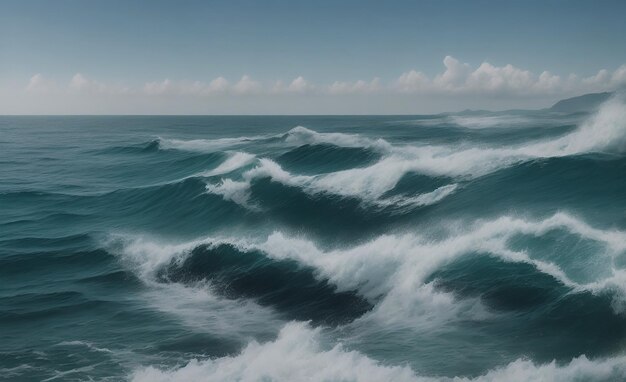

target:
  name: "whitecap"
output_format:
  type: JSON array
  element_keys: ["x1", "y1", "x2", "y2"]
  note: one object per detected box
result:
[
  {"x1": 111, "y1": 212, "x2": 626, "y2": 323},
  {"x1": 157, "y1": 135, "x2": 269, "y2": 152},
  {"x1": 130, "y1": 321, "x2": 626, "y2": 382},
  {"x1": 107, "y1": 234, "x2": 282, "y2": 338},
  {"x1": 284, "y1": 126, "x2": 393, "y2": 152},
  {"x1": 198, "y1": 152, "x2": 256, "y2": 177}
]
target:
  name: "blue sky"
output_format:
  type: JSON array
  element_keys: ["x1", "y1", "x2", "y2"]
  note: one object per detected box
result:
[{"x1": 1, "y1": 0, "x2": 626, "y2": 114}]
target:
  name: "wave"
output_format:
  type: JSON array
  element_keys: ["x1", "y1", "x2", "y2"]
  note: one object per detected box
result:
[
  {"x1": 196, "y1": 152, "x2": 256, "y2": 177},
  {"x1": 153, "y1": 98, "x2": 624, "y2": 183},
  {"x1": 162, "y1": 243, "x2": 372, "y2": 324},
  {"x1": 106, "y1": 234, "x2": 285, "y2": 341},
  {"x1": 155, "y1": 126, "x2": 391, "y2": 154},
  {"x1": 95, "y1": 139, "x2": 161, "y2": 155},
  {"x1": 358, "y1": 99, "x2": 624, "y2": 179},
  {"x1": 157, "y1": 135, "x2": 269, "y2": 152},
  {"x1": 205, "y1": 178, "x2": 257, "y2": 210},
  {"x1": 372, "y1": 184, "x2": 458, "y2": 212},
  {"x1": 450, "y1": 114, "x2": 534, "y2": 129},
  {"x1": 401, "y1": 97, "x2": 625, "y2": 176},
  {"x1": 277, "y1": 143, "x2": 381, "y2": 175},
  {"x1": 251, "y1": 213, "x2": 626, "y2": 322},
  {"x1": 130, "y1": 321, "x2": 626, "y2": 382},
  {"x1": 111, "y1": 212, "x2": 626, "y2": 331},
  {"x1": 205, "y1": 157, "x2": 458, "y2": 211},
  {"x1": 199, "y1": 97, "x2": 624, "y2": 213},
  {"x1": 140, "y1": 280, "x2": 283, "y2": 341},
  {"x1": 283, "y1": 126, "x2": 392, "y2": 152}
]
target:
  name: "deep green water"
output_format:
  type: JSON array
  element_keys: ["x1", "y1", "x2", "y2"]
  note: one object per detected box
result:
[{"x1": 1, "y1": 99, "x2": 626, "y2": 381}]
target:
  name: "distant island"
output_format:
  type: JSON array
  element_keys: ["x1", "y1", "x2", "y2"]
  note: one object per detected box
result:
[
  {"x1": 549, "y1": 92, "x2": 613, "y2": 113},
  {"x1": 447, "y1": 91, "x2": 617, "y2": 116}
]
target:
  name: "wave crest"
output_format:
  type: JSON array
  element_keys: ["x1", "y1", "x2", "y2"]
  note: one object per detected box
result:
[
  {"x1": 130, "y1": 321, "x2": 626, "y2": 382},
  {"x1": 111, "y1": 212, "x2": 626, "y2": 326}
]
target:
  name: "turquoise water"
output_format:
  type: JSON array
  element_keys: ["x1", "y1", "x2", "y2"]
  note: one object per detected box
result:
[{"x1": 1, "y1": 100, "x2": 626, "y2": 381}]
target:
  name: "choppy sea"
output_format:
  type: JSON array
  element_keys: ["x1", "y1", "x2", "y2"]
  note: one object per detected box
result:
[{"x1": 2, "y1": 97, "x2": 626, "y2": 381}]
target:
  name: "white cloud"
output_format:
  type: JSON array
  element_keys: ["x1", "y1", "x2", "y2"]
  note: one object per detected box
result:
[
  {"x1": 466, "y1": 62, "x2": 534, "y2": 93},
  {"x1": 232, "y1": 75, "x2": 261, "y2": 95},
  {"x1": 582, "y1": 69, "x2": 610, "y2": 87},
  {"x1": 395, "y1": 70, "x2": 429, "y2": 93},
  {"x1": 288, "y1": 76, "x2": 309, "y2": 93},
  {"x1": 611, "y1": 65, "x2": 626, "y2": 86},
  {"x1": 327, "y1": 78, "x2": 380, "y2": 95},
  {"x1": 395, "y1": 56, "x2": 626, "y2": 96},
  {"x1": 433, "y1": 55, "x2": 472, "y2": 90},
  {"x1": 68, "y1": 73, "x2": 127, "y2": 94},
  {"x1": 533, "y1": 71, "x2": 561, "y2": 92},
  {"x1": 25, "y1": 73, "x2": 54, "y2": 93},
  {"x1": 271, "y1": 76, "x2": 313, "y2": 94},
  {"x1": 143, "y1": 77, "x2": 231, "y2": 96},
  {"x1": 12, "y1": 58, "x2": 626, "y2": 114},
  {"x1": 207, "y1": 77, "x2": 230, "y2": 94},
  {"x1": 143, "y1": 79, "x2": 173, "y2": 95},
  {"x1": 24, "y1": 59, "x2": 626, "y2": 100},
  {"x1": 69, "y1": 73, "x2": 89, "y2": 90}
]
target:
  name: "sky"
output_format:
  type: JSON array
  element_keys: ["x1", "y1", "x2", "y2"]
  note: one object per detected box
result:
[{"x1": 1, "y1": 0, "x2": 626, "y2": 114}]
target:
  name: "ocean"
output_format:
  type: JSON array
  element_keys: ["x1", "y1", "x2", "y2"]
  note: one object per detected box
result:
[{"x1": 1, "y1": 98, "x2": 626, "y2": 381}]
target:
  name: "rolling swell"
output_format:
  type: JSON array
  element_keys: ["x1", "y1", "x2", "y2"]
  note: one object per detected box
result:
[
  {"x1": 2, "y1": 108, "x2": 626, "y2": 381},
  {"x1": 429, "y1": 155, "x2": 626, "y2": 225},
  {"x1": 94, "y1": 138, "x2": 161, "y2": 155},
  {"x1": 428, "y1": 254, "x2": 626, "y2": 361},
  {"x1": 159, "y1": 243, "x2": 372, "y2": 325},
  {"x1": 277, "y1": 143, "x2": 380, "y2": 174}
]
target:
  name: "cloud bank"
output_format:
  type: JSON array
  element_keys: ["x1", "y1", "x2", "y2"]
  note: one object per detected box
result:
[{"x1": 3, "y1": 56, "x2": 626, "y2": 114}]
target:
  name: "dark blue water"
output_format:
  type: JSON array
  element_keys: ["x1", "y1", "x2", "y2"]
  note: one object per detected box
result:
[{"x1": 1, "y1": 100, "x2": 626, "y2": 381}]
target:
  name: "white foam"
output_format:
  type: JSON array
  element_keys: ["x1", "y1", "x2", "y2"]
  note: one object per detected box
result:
[
  {"x1": 164, "y1": 97, "x2": 625, "y2": 192},
  {"x1": 466, "y1": 355, "x2": 626, "y2": 382},
  {"x1": 141, "y1": 280, "x2": 282, "y2": 339},
  {"x1": 206, "y1": 178, "x2": 258, "y2": 210},
  {"x1": 374, "y1": 184, "x2": 459, "y2": 212},
  {"x1": 41, "y1": 365, "x2": 96, "y2": 382},
  {"x1": 200, "y1": 152, "x2": 256, "y2": 177},
  {"x1": 206, "y1": 97, "x2": 624, "y2": 210},
  {"x1": 268, "y1": 212, "x2": 623, "y2": 317},
  {"x1": 108, "y1": 235, "x2": 281, "y2": 337},
  {"x1": 157, "y1": 126, "x2": 391, "y2": 154},
  {"x1": 56, "y1": 341, "x2": 113, "y2": 353},
  {"x1": 533, "y1": 96, "x2": 626, "y2": 155},
  {"x1": 285, "y1": 126, "x2": 393, "y2": 152},
  {"x1": 130, "y1": 321, "x2": 626, "y2": 382},
  {"x1": 204, "y1": 159, "x2": 310, "y2": 210},
  {"x1": 107, "y1": 235, "x2": 204, "y2": 279},
  {"x1": 326, "y1": 96, "x2": 624, "y2": 180},
  {"x1": 113, "y1": 212, "x2": 626, "y2": 324},
  {"x1": 207, "y1": 158, "x2": 456, "y2": 210},
  {"x1": 450, "y1": 115, "x2": 533, "y2": 129},
  {"x1": 282, "y1": 98, "x2": 626, "y2": 187},
  {"x1": 160, "y1": 151, "x2": 256, "y2": 187},
  {"x1": 157, "y1": 136, "x2": 267, "y2": 153},
  {"x1": 0, "y1": 365, "x2": 39, "y2": 379},
  {"x1": 309, "y1": 156, "x2": 419, "y2": 199},
  {"x1": 130, "y1": 322, "x2": 421, "y2": 382},
  {"x1": 244, "y1": 158, "x2": 313, "y2": 186},
  {"x1": 165, "y1": 97, "x2": 626, "y2": 211},
  {"x1": 408, "y1": 97, "x2": 626, "y2": 177}
]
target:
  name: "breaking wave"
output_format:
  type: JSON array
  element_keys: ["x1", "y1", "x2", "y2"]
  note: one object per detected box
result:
[
  {"x1": 200, "y1": 97, "x2": 625, "y2": 212},
  {"x1": 112, "y1": 211, "x2": 626, "y2": 328},
  {"x1": 131, "y1": 321, "x2": 626, "y2": 382},
  {"x1": 4, "y1": 101, "x2": 625, "y2": 381}
]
